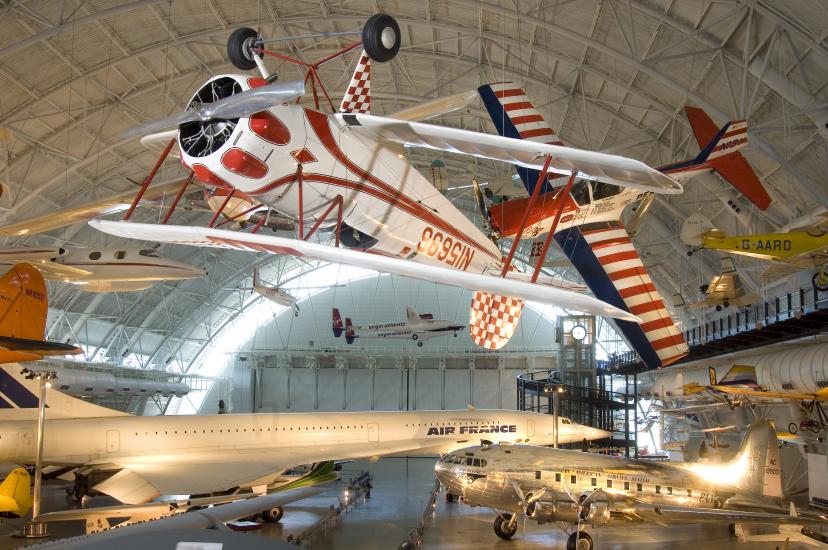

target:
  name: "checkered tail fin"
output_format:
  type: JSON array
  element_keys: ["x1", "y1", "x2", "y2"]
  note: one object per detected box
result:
[
  {"x1": 340, "y1": 50, "x2": 371, "y2": 114},
  {"x1": 468, "y1": 291, "x2": 524, "y2": 350}
]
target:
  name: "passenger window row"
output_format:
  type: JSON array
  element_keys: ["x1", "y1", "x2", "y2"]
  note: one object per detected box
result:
[{"x1": 131, "y1": 424, "x2": 367, "y2": 436}]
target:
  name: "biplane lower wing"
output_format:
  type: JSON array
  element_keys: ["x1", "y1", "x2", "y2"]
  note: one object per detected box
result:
[{"x1": 90, "y1": 221, "x2": 640, "y2": 323}]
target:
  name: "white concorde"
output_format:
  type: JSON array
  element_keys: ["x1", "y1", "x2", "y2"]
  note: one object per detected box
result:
[{"x1": 0, "y1": 365, "x2": 609, "y2": 504}]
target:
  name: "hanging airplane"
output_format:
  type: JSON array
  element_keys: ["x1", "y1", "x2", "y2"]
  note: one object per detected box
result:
[
  {"x1": 0, "y1": 354, "x2": 610, "y2": 504},
  {"x1": 687, "y1": 257, "x2": 758, "y2": 311},
  {"x1": 91, "y1": 14, "x2": 683, "y2": 352},
  {"x1": 332, "y1": 306, "x2": 465, "y2": 346},
  {"x1": 0, "y1": 246, "x2": 205, "y2": 292},
  {"x1": 682, "y1": 213, "x2": 828, "y2": 290},
  {"x1": 435, "y1": 419, "x2": 827, "y2": 550},
  {"x1": 0, "y1": 263, "x2": 82, "y2": 363},
  {"x1": 234, "y1": 267, "x2": 341, "y2": 316}
]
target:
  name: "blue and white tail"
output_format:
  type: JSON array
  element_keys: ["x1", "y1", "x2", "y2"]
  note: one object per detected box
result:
[{"x1": 0, "y1": 365, "x2": 126, "y2": 420}]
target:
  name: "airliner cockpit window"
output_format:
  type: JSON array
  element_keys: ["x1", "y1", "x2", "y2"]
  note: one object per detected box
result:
[
  {"x1": 592, "y1": 181, "x2": 622, "y2": 200},
  {"x1": 139, "y1": 249, "x2": 160, "y2": 257},
  {"x1": 562, "y1": 418, "x2": 572, "y2": 424},
  {"x1": 570, "y1": 179, "x2": 591, "y2": 206}
]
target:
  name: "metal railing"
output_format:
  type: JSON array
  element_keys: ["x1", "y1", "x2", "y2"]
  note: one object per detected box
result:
[
  {"x1": 683, "y1": 285, "x2": 828, "y2": 346},
  {"x1": 602, "y1": 284, "x2": 828, "y2": 371}
]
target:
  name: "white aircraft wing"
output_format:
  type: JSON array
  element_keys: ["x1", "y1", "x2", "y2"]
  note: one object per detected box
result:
[
  {"x1": 90, "y1": 220, "x2": 641, "y2": 323},
  {"x1": 0, "y1": 180, "x2": 182, "y2": 237},
  {"x1": 332, "y1": 113, "x2": 682, "y2": 194}
]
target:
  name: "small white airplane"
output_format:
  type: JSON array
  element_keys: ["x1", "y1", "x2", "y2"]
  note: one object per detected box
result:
[
  {"x1": 332, "y1": 306, "x2": 465, "y2": 346},
  {"x1": 0, "y1": 246, "x2": 205, "y2": 292},
  {"x1": 236, "y1": 267, "x2": 341, "y2": 316},
  {"x1": 0, "y1": 363, "x2": 609, "y2": 505},
  {"x1": 91, "y1": 14, "x2": 682, "y2": 351}
]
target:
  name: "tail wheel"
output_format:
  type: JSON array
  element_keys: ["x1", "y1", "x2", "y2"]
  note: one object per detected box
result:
[
  {"x1": 227, "y1": 27, "x2": 260, "y2": 71},
  {"x1": 814, "y1": 271, "x2": 828, "y2": 292},
  {"x1": 493, "y1": 514, "x2": 517, "y2": 540},
  {"x1": 567, "y1": 531, "x2": 594, "y2": 550},
  {"x1": 261, "y1": 506, "x2": 284, "y2": 523},
  {"x1": 362, "y1": 14, "x2": 401, "y2": 62}
]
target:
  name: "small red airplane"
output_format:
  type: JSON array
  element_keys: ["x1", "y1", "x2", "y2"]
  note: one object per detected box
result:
[{"x1": 475, "y1": 82, "x2": 770, "y2": 367}]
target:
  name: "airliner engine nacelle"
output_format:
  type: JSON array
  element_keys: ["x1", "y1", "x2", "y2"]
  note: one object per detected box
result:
[
  {"x1": 524, "y1": 499, "x2": 579, "y2": 524},
  {"x1": 525, "y1": 496, "x2": 612, "y2": 527},
  {"x1": 581, "y1": 500, "x2": 611, "y2": 526}
]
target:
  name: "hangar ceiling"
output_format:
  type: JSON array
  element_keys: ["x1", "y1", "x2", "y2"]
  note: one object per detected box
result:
[{"x1": 0, "y1": 0, "x2": 826, "y2": 375}]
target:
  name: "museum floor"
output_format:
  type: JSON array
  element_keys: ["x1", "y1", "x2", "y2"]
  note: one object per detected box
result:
[{"x1": 0, "y1": 457, "x2": 819, "y2": 549}]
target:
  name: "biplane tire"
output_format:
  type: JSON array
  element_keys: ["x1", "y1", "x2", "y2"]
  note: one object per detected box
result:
[
  {"x1": 715, "y1": 305, "x2": 722, "y2": 312},
  {"x1": 788, "y1": 422, "x2": 798, "y2": 434},
  {"x1": 228, "y1": 27, "x2": 259, "y2": 71},
  {"x1": 813, "y1": 272, "x2": 828, "y2": 292},
  {"x1": 362, "y1": 14, "x2": 401, "y2": 62}
]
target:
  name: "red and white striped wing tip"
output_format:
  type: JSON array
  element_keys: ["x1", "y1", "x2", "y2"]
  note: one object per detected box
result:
[{"x1": 89, "y1": 220, "x2": 642, "y2": 324}]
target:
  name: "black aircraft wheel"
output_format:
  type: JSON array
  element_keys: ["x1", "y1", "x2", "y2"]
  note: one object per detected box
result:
[
  {"x1": 445, "y1": 493, "x2": 458, "y2": 502},
  {"x1": 789, "y1": 422, "x2": 798, "y2": 434},
  {"x1": 567, "y1": 531, "x2": 594, "y2": 550},
  {"x1": 261, "y1": 506, "x2": 284, "y2": 523},
  {"x1": 814, "y1": 272, "x2": 828, "y2": 292},
  {"x1": 493, "y1": 514, "x2": 517, "y2": 540},
  {"x1": 417, "y1": 341, "x2": 424, "y2": 347},
  {"x1": 811, "y1": 423, "x2": 823, "y2": 434},
  {"x1": 227, "y1": 27, "x2": 260, "y2": 70},
  {"x1": 412, "y1": 334, "x2": 419, "y2": 341},
  {"x1": 715, "y1": 305, "x2": 722, "y2": 312},
  {"x1": 723, "y1": 301, "x2": 730, "y2": 308},
  {"x1": 362, "y1": 14, "x2": 401, "y2": 62},
  {"x1": 453, "y1": 332, "x2": 458, "y2": 337}
]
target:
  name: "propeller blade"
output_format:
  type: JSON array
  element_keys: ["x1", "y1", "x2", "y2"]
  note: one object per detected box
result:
[
  {"x1": 123, "y1": 80, "x2": 305, "y2": 139},
  {"x1": 472, "y1": 178, "x2": 490, "y2": 223},
  {"x1": 389, "y1": 90, "x2": 478, "y2": 122},
  {"x1": 626, "y1": 193, "x2": 654, "y2": 236}
]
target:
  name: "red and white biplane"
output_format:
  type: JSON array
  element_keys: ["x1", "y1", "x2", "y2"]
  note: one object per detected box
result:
[
  {"x1": 476, "y1": 83, "x2": 769, "y2": 365},
  {"x1": 92, "y1": 14, "x2": 683, "y2": 350}
]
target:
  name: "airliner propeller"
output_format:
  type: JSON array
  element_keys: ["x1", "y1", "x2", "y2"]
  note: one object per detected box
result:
[{"x1": 122, "y1": 79, "x2": 305, "y2": 140}]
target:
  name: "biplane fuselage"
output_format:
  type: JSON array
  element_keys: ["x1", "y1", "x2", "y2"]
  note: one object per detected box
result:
[{"x1": 179, "y1": 75, "x2": 502, "y2": 278}]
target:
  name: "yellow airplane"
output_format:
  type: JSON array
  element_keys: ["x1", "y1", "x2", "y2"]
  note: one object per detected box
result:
[
  {"x1": 0, "y1": 468, "x2": 32, "y2": 518},
  {"x1": 682, "y1": 365, "x2": 828, "y2": 409},
  {"x1": 682, "y1": 213, "x2": 828, "y2": 289}
]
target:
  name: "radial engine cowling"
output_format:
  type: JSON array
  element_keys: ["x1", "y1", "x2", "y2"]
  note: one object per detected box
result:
[{"x1": 178, "y1": 75, "x2": 292, "y2": 188}]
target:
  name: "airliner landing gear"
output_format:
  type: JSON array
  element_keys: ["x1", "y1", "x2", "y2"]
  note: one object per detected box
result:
[
  {"x1": 261, "y1": 506, "x2": 284, "y2": 523},
  {"x1": 493, "y1": 513, "x2": 517, "y2": 540},
  {"x1": 567, "y1": 530, "x2": 593, "y2": 550},
  {"x1": 417, "y1": 341, "x2": 423, "y2": 347}
]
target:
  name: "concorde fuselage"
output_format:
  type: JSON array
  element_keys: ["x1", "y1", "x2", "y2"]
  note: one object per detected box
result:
[{"x1": 0, "y1": 409, "x2": 607, "y2": 491}]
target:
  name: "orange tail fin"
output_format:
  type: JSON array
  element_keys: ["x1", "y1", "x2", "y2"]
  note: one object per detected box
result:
[{"x1": 0, "y1": 263, "x2": 47, "y2": 340}]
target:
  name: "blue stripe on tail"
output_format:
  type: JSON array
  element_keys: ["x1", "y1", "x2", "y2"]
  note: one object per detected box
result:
[
  {"x1": 554, "y1": 226, "x2": 661, "y2": 369},
  {"x1": 477, "y1": 84, "x2": 554, "y2": 196},
  {"x1": 0, "y1": 369, "x2": 40, "y2": 408}
]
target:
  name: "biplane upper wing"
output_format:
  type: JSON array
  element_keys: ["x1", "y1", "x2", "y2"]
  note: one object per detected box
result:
[
  {"x1": 332, "y1": 113, "x2": 682, "y2": 194},
  {"x1": 90, "y1": 220, "x2": 640, "y2": 323}
]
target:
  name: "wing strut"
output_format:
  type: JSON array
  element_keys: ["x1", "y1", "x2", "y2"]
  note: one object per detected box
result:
[{"x1": 124, "y1": 138, "x2": 176, "y2": 221}]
